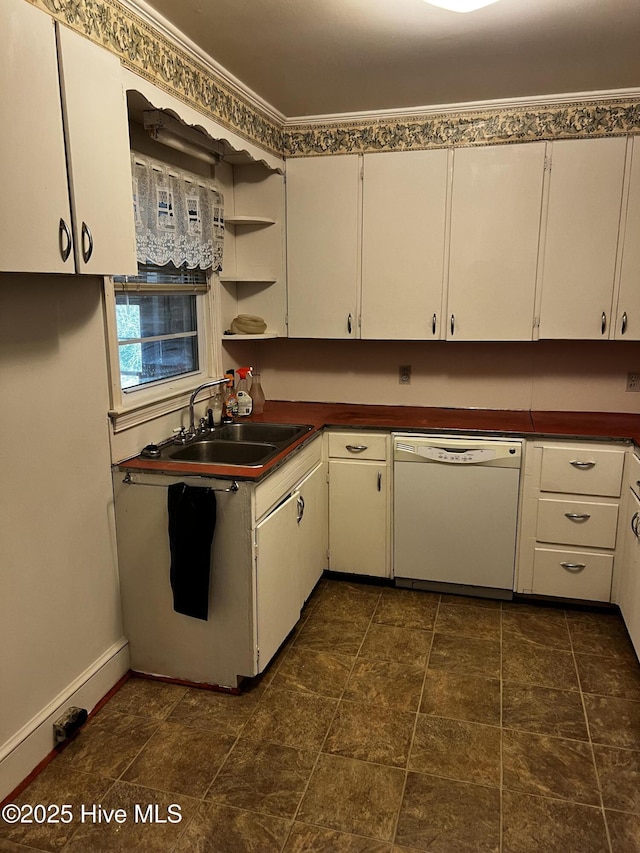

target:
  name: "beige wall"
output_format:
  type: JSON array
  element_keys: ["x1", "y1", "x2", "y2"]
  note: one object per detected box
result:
[
  {"x1": 224, "y1": 338, "x2": 640, "y2": 414},
  {"x1": 0, "y1": 274, "x2": 126, "y2": 797}
]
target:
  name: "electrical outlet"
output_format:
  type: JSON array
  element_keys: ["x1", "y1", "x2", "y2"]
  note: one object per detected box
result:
[
  {"x1": 399, "y1": 365, "x2": 411, "y2": 384},
  {"x1": 627, "y1": 372, "x2": 640, "y2": 392}
]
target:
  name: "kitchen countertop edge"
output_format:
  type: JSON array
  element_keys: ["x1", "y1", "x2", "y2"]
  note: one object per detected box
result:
[{"x1": 117, "y1": 403, "x2": 640, "y2": 481}]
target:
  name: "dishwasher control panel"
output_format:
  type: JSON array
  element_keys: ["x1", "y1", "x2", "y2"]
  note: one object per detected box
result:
[{"x1": 393, "y1": 434, "x2": 522, "y2": 468}]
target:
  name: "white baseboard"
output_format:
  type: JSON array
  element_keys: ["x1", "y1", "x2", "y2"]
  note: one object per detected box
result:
[{"x1": 0, "y1": 639, "x2": 130, "y2": 801}]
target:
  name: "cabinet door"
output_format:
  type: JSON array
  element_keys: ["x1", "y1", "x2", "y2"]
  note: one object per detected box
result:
[
  {"x1": 447, "y1": 143, "x2": 546, "y2": 341},
  {"x1": 287, "y1": 155, "x2": 360, "y2": 338},
  {"x1": 57, "y1": 25, "x2": 137, "y2": 275},
  {"x1": 328, "y1": 460, "x2": 389, "y2": 577},
  {"x1": 615, "y1": 138, "x2": 640, "y2": 340},
  {"x1": 538, "y1": 137, "x2": 627, "y2": 339},
  {"x1": 297, "y1": 462, "x2": 328, "y2": 606},
  {"x1": 361, "y1": 150, "x2": 449, "y2": 339},
  {"x1": 255, "y1": 491, "x2": 301, "y2": 672},
  {"x1": 0, "y1": 1, "x2": 73, "y2": 273},
  {"x1": 620, "y1": 489, "x2": 640, "y2": 658}
]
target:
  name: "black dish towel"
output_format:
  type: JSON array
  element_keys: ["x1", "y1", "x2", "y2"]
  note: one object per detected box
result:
[{"x1": 167, "y1": 483, "x2": 217, "y2": 620}]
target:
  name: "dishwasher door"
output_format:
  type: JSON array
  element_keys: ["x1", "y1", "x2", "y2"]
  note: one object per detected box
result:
[{"x1": 393, "y1": 435, "x2": 522, "y2": 597}]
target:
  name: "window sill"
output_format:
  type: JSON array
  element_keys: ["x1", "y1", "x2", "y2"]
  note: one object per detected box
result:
[{"x1": 109, "y1": 389, "x2": 196, "y2": 433}]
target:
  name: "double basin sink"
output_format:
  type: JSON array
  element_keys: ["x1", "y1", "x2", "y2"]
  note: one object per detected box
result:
[{"x1": 157, "y1": 422, "x2": 314, "y2": 467}]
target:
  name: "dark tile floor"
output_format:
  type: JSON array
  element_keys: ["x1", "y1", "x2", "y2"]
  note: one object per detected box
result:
[{"x1": 3, "y1": 579, "x2": 640, "y2": 852}]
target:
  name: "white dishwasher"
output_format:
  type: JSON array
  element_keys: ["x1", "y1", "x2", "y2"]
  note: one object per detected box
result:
[{"x1": 393, "y1": 434, "x2": 523, "y2": 599}]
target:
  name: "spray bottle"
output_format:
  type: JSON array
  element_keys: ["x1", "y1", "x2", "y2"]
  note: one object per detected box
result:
[{"x1": 236, "y1": 367, "x2": 253, "y2": 417}]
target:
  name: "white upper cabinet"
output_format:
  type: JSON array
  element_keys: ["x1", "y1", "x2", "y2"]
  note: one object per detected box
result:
[
  {"x1": 286, "y1": 155, "x2": 361, "y2": 338},
  {"x1": 1, "y1": 1, "x2": 72, "y2": 273},
  {"x1": 446, "y1": 143, "x2": 546, "y2": 341},
  {"x1": 538, "y1": 137, "x2": 627, "y2": 340},
  {"x1": 614, "y1": 137, "x2": 640, "y2": 340},
  {"x1": 360, "y1": 150, "x2": 449, "y2": 339},
  {"x1": 56, "y1": 24, "x2": 137, "y2": 275},
  {"x1": 0, "y1": 1, "x2": 136, "y2": 275}
]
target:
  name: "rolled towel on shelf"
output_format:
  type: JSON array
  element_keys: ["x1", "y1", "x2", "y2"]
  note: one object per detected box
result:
[{"x1": 229, "y1": 314, "x2": 267, "y2": 335}]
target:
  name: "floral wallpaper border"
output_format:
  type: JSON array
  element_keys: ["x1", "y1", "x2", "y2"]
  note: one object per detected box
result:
[
  {"x1": 28, "y1": 0, "x2": 285, "y2": 156},
  {"x1": 284, "y1": 100, "x2": 640, "y2": 157},
  {"x1": 28, "y1": 0, "x2": 640, "y2": 159}
]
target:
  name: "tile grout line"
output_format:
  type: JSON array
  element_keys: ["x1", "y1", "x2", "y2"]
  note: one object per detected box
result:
[
  {"x1": 388, "y1": 593, "x2": 441, "y2": 848},
  {"x1": 276, "y1": 584, "x2": 385, "y2": 852},
  {"x1": 566, "y1": 608, "x2": 614, "y2": 853},
  {"x1": 196, "y1": 599, "x2": 322, "y2": 845}
]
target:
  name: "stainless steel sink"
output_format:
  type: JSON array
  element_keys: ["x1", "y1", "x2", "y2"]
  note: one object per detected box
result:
[
  {"x1": 159, "y1": 423, "x2": 314, "y2": 467},
  {"x1": 167, "y1": 440, "x2": 279, "y2": 466},
  {"x1": 211, "y1": 423, "x2": 313, "y2": 445}
]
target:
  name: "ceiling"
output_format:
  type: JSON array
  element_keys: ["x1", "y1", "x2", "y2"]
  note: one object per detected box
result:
[{"x1": 138, "y1": 0, "x2": 640, "y2": 119}]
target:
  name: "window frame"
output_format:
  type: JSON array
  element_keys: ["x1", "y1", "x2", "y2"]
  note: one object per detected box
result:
[{"x1": 104, "y1": 270, "x2": 222, "y2": 433}]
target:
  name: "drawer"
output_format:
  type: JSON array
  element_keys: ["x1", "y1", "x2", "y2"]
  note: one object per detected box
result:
[
  {"x1": 540, "y1": 446, "x2": 625, "y2": 497},
  {"x1": 328, "y1": 431, "x2": 388, "y2": 461},
  {"x1": 536, "y1": 498, "x2": 619, "y2": 549},
  {"x1": 531, "y1": 547, "x2": 613, "y2": 601}
]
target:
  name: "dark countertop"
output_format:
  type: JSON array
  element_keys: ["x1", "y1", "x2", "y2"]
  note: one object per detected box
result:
[{"x1": 119, "y1": 402, "x2": 640, "y2": 481}]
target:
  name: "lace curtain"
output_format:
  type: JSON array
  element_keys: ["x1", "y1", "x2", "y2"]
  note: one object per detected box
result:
[{"x1": 131, "y1": 153, "x2": 224, "y2": 271}]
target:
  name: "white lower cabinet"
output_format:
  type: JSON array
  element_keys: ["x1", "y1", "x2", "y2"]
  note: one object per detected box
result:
[
  {"x1": 253, "y1": 442, "x2": 327, "y2": 671},
  {"x1": 255, "y1": 459, "x2": 328, "y2": 669},
  {"x1": 617, "y1": 454, "x2": 640, "y2": 657},
  {"x1": 516, "y1": 439, "x2": 627, "y2": 601},
  {"x1": 255, "y1": 488, "x2": 305, "y2": 671},
  {"x1": 114, "y1": 436, "x2": 326, "y2": 688},
  {"x1": 327, "y1": 432, "x2": 390, "y2": 577}
]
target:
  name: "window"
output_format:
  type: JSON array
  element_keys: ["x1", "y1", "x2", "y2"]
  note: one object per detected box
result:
[
  {"x1": 114, "y1": 264, "x2": 206, "y2": 391},
  {"x1": 106, "y1": 151, "x2": 224, "y2": 430}
]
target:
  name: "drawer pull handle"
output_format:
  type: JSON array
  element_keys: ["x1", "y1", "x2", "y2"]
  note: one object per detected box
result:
[
  {"x1": 570, "y1": 460, "x2": 596, "y2": 469},
  {"x1": 565, "y1": 512, "x2": 591, "y2": 521},
  {"x1": 345, "y1": 444, "x2": 368, "y2": 453},
  {"x1": 560, "y1": 562, "x2": 586, "y2": 572}
]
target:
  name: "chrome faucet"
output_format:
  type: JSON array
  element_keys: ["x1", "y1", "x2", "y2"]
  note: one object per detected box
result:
[{"x1": 187, "y1": 377, "x2": 228, "y2": 437}]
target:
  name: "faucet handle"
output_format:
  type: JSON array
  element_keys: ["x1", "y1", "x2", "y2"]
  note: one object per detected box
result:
[{"x1": 172, "y1": 426, "x2": 188, "y2": 444}]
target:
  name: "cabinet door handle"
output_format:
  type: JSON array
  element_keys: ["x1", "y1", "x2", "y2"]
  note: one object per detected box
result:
[
  {"x1": 560, "y1": 562, "x2": 586, "y2": 572},
  {"x1": 632, "y1": 511, "x2": 639, "y2": 538},
  {"x1": 297, "y1": 495, "x2": 305, "y2": 524},
  {"x1": 601, "y1": 312, "x2": 607, "y2": 335},
  {"x1": 432, "y1": 314, "x2": 437, "y2": 335},
  {"x1": 58, "y1": 218, "x2": 72, "y2": 262},
  {"x1": 565, "y1": 512, "x2": 591, "y2": 521},
  {"x1": 81, "y1": 222, "x2": 94, "y2": 264},
  {"x1": 345, "y1": 444, "x2": 367, "y2": 453},
  {"x1": 377, "y1": 471, "x2": 382, "y2": 491},
  {"x1": 570, "y1": 460, "x2": 596, "y2": 469},
  {"x1": 621, "y1": 312, "x2": 628, "y2": 335},
  {"x1": 450, "y1": 314, "x2": 455, "y2": 335},
  {"x1": 347, "y1": 313, "x2": 352, "y2": 334}
]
